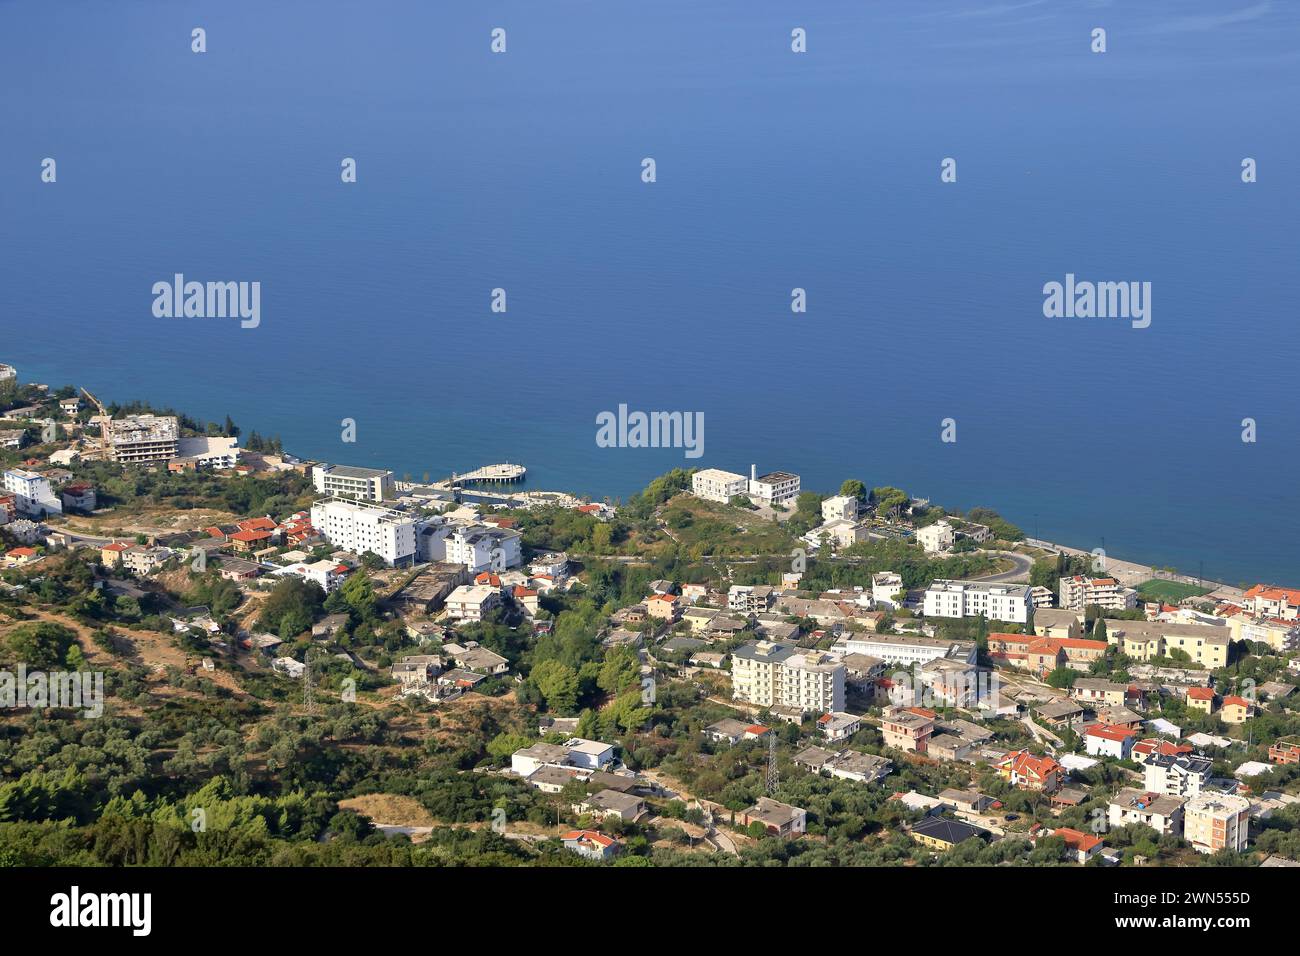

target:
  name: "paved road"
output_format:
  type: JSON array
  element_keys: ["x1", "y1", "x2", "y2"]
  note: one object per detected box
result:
[{"x1": 972, "y1": 550, "x2": 1035, "y2": 584}]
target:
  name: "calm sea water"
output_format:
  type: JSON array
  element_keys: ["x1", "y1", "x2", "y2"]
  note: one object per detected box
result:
[{"x1": 2, "y1": 1, "x2": 1298, "y2": 584}]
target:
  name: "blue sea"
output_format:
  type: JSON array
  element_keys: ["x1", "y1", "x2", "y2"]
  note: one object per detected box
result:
[{"x1": 2, "y1": 1, "x2": 1298, "y2": 585}]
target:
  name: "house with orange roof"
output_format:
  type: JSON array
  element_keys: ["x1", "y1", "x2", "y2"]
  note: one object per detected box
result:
[
  {"x1": 1131, "y1": 738, "x2": 1193, "y2": 766},
  {"x1": 1045, "y1": 826, "x2": 1104, "y2": 864},
  {"x1": 230, "y1": 529, "x2": 273, "y2": 553},
  {"x1": 1185, "y1": 686, "x2": 1218, "y2": 716},
  {"x1": 1244, "y1": 584, "x2": 1300, "y2": 621},
  {"x1": 99, "y1": 540, "x2": 131, "y2": 567},
  {"x1": 236, "y1": 516, "x2": 277, "y2": 534},
  {"x1": 511, "y1": 585, "x2": 539, "y2": 616},
  {"x1": 988, "y1": 632, "x2": 1108, "y2": 675},
  {"x1": 3, "y1": 546, "x2": 39, "y2": 567},
  {"x1": 1220, "y1": 695, "x2": 1255, "y2": 724},
  {"x1": 560, "y1": 829, "x2": 619, "y2": 861},
  {"x1": 996, "y1": 750, "x2": 1062, "y2": 792},
  {"x1": 645, "y1": 592, "x2": 679, "y2": 621},
  {"x1": 1084, "y1": 723, "x2": 1138, "y2": 760}
]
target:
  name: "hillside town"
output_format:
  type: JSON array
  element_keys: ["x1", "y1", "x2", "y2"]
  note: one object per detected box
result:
[{"x1": 2, "y1": 361, "x2": 1299, "y2": 868}]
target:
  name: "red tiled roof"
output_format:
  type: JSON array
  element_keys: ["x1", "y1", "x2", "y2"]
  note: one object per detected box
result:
[
  {"x1": 561, "y1": 829, "x2": 615, "y2": 848},
  {"x1": 1086, "y1": 724, "x2": 1137, "y2": 742},
  {"x1": 1133, "y1": 738, "x2": 1192, "y2": 758},
  {"x1": 1187, "y1": 687, "x2": 1216, "y2": 700},
  {"x1": 1245, "y1": 584, "x2": 1300, "y2": 604},
  {"x1": 1052, "y1": 827, "x2": 1102, "y2": 852}
]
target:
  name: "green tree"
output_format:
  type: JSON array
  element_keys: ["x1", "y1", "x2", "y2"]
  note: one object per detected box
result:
[
  {"x1": 839, "y1": 480, "x2": 867, "y2": 501},
  {"x1": 3, "y1": 623, "x2": 78, "y2": 670},
  {"x1": 532, "y1": 660, "x2": 580, "y2": 714}
]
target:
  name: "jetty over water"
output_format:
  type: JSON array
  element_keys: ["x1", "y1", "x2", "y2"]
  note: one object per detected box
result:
[{"x1": 448, "y1": 462, "x2": 526, "y2": 485}]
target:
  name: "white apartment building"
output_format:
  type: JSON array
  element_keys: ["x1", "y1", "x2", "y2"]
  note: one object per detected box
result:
[
  {"x1": 0, "y1": 364, "x2": 15, "y2": 383},
  {"x1": 108, "y1": 415, "x2": 179, "y2": 463},
  {"x1": 691, "y1": 468, "x2": 748, "y2": 503},
  {"x1": 731, "y1": 641, "x2": 845, "y2": 714},
  {"x1": 822, "y1": 495, "x2": 859, "y2": 523},
  {"x1": 1243, "y1": 584, "x2": 1300, "y2": 621},
  {"x1": 444, "y1": 584, "x2": 502, "y2": 622},
  {"x1": 1107, "y1": 789, "x2": 1185, "y2": 838},
  {"x1": 2, "y1": 469, "x2": 62, "y2": 517},
  {"x1": 312, "y1": 464, "x2": 394, "y2": 502},
  {"x1": 1142, "y1": 753, "x2": 1212, "y2": 799},
  {"x1": 923, "y1": 579, "x2": 1032, "y2": 624},
  {"x1": 1184, "y1": 793, "x2": 1251, "y2": 854},
  {"x1": 871, "y1": 572, "x2": 904, "y2": 609},
  {"x1": 273, "y1": 558, "x2": 348, "y2": 593},
  {"x1": 175, "y1": 436, "x2": 240, "y2": 470},
  {"x1": 747, "y1": 467, "x2": 800, "y2": 506},
  {"x1": 310, "y1": 498, "x2": 417, "y2": 566},
  {"x1": 916, "y1": 520, "x2": 954, "y2": 554},
  {"x1": 415, "y1": 517, "x2": 452, "y2": 562},
  {"x1": 812, "y1": 518, "x2": 868, "y2": 549},
  {"x1": 1058, "y1": 575, "x2": 1138, "y2": 611},
  {"x1": 443, "y1": 524, "x2": 523, "y2": 573}
]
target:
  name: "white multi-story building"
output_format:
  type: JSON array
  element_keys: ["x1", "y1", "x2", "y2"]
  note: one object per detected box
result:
[
  {"x1": 1243, "y1": 584, "x2": 1300, "y2": 621},
  {"x1": 691, "y1": 468, "x2": 748, "y2": 503},
  {"x1": 923, "y1": 579, "x2": 1032, "y2": 624},
  {"x1": 1143, "y1": 753, "x2": 1212, "y2": 799},
  {"x1": 916, "y1": 521, "x2": 954, "y2": 554},
  {"x1": 310, "y1": 498, "x2": 417, "y2": 566},
  {"x1": 821, "y1": 495, "x2": 859, "y2": 523},
  {"x1": 273, "y1": 558, "x2": 348, "y2": 593},
  {"x1": 1058, "y1": 575, "x2": 1138, "y2": 611},
  {"x1": 747, "y1": 467, "x2": 800, "y2": 506},
  {"x1": 444, "y1": 584, "x2": 502, "y2": 622},
  {"x1": 175, "y1": 436, "x2": 240, "y2": 470},
  {"x1": 443, "y1": 524, "x2": 523, "y2": 573},
  {"x1": 2, "y1": 469, "x2": 62, "y2": 517},
  {"x1": 0, "y1": 364, "x2": 15, "y2": 383},
  {"x1": 731, "y1": 641, "x2": 845, "y2": 714},
  {"x1": 871, "y1": 572, "x2": 905, "y2": 609},
  {"x1": 1107, "y1": 789, "x2": 1185, "y2": 838},
  {"x1": 312, "y1": 464, "x2": 393, "y2": 502},
  {"x1": 1184, "y1": 793, "x2": 1251, "y2": 854}
]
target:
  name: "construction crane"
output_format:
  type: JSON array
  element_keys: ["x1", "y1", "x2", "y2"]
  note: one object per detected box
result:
[{"x1": 80, "y1": 387, "x2": 111, "y2": 457}]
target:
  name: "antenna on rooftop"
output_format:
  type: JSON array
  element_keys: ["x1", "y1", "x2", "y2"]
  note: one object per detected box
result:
[{"x1": 766, "y1": 731, "x2": 779, "y2": 796}]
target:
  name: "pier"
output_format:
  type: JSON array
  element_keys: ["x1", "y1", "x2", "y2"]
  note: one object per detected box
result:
[{"x1": 447, "y1": 462, "x2": 526, "y2": 485}]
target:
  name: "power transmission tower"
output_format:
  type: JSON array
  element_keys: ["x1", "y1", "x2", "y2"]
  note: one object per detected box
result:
[{"x1": 766, "y1": 732, "x2": 778, "y2": 795}]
